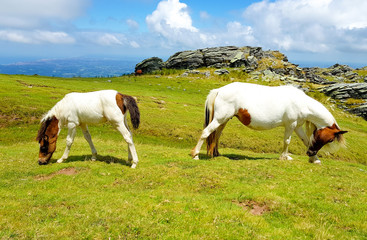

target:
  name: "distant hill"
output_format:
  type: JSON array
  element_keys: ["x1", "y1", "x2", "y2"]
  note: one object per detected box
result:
[{"x1": 0, "y1": 58, "x2": 137, "y2": 78}]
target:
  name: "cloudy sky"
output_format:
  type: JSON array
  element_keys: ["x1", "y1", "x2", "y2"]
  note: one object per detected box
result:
[{"x1": 0, "y1": 0, "x2": 366, "y2": 66}]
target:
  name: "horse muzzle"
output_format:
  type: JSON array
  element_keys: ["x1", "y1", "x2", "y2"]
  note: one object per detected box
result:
[
  {"x1": 306, "y1": 149, "x2": 317, "y2": 157},
  {"x1": 38, "y1": 154, "x2": 52, "y2": 165},
  {"x1": 38, "y1": 160, "x2": 49, "y2": 165}
]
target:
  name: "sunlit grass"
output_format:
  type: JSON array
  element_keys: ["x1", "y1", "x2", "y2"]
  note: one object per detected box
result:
[{"x1": 0, "y1": 73, "x2": 367, "y2": 239}]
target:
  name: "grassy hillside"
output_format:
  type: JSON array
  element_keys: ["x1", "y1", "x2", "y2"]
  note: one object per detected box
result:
[{"x1": 0, "y1": 73, "x2": 367, "y2": 239}]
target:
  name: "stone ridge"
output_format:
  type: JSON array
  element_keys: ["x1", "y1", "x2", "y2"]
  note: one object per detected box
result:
[{"x1": 135, "y1": 45, "x2": 367, "y2": 120}]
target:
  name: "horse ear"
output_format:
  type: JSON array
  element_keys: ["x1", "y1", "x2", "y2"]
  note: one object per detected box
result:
[{"x1": 336, "y1": 130, "x2": 348, "y2": 135}]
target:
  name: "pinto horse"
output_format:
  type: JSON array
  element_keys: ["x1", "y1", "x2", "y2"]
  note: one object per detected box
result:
[
  {"x1": 191, "y1": 82, "x2": 347, "y2": 163},
  {"x1": 36, "y1": 90, "x2": 140, "y2": 168}
]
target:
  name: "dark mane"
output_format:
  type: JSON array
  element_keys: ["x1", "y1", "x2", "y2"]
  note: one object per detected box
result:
[{"x1": 36, "y1": 117, "x2": 52, "y2": 142}]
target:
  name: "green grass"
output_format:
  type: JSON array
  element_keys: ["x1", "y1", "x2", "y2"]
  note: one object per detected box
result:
[{"x1": 1, "y1": 73, "x2": 367, "y2": 239}]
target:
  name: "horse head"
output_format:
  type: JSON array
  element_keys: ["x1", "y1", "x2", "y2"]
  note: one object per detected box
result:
[
  {"x1": 307, "y1": 123, "x2": 347, "y2": 156},
  {"x1": 36, "y1": 116, "x2": 59, "y2": 165}
]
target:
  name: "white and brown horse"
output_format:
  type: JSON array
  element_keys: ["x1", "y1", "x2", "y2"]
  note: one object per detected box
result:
[
  {"x1": 36, "y1": 90, "x2": 140, "y2": 168},
  {"x1": 191, "y1": 82, "x2": 347, "y2": 163}
]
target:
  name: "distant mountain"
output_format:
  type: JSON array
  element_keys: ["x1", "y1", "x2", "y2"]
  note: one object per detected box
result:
[{"x1": 0, "y1": 58, "x2": 138, "y2": 77}]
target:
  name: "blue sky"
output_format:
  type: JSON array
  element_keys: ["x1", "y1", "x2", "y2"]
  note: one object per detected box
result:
[{"x1": 0, "y1": 0, "x2": 367, "y2": 67}]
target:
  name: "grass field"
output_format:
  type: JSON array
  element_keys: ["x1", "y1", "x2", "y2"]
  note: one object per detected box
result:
[{"x1": 0, "y1": 72, "x2": 367, "y2": 239}]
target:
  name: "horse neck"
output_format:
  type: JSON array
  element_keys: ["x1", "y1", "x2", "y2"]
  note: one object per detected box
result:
[{"x1": 305, "y1": 97, "x2": 335, "y2": 129}]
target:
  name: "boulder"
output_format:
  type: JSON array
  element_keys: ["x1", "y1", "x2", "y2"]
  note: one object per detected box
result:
[
  {"x1": 214, "y1": 69, "x2": 230, "y2": 75},
  {"x1": 202, "y1": 46, "x2": 240, "y2": 67},
  {"x1": 135, "y1": 57, "x2": 164, "y2": 74},
  {"x1": 349, "y1": 104, "x2": 367, "y2": 120},
  {"x1": 322, "y1": 83, "x2": 367, "y2": 100},
  {"x1": 165, "y1": 50, "x2": 204, "y2": 69}
]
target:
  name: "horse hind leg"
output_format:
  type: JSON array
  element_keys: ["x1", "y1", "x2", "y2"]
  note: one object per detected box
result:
[
  {"x1": 124, "y1": 117, "x2": 133, "y2": 163},
  {"x1": 116, "y1": 122, "x2": 138, "y2": 168},
  {"x1": 208, "y1": 122, "x2": 227, "y2": 157},
  {"x1": 191, "y1": 119, "x2": 221, "y2": 160},
  {"x1": 80, "y1": 124, "x2": 97, "y2": 161}
]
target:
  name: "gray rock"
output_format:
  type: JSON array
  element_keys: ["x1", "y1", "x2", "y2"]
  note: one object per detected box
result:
[
  {"x1": 214, "y1": 69, "x2": 230, "y2": 75},
  {"x1": 135, "y1": 57, "x2": 164, "y2": 74},
  {"x1": 322, "y1": 83, "x2": 367, "y2": 100},
  {"x1": 349, "y1": 104, "x2": 367, "y2": 120},
  {"x1": 165, "y1": 50, "x2": 204, "y2": 69}
]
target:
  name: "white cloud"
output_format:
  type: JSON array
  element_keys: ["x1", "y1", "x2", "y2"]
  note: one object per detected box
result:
[
  {"x1": 0, "y1": 0, "x2": 90, "y2": 28},
  {"x1": 79, "y1": 32, "x2": 127, "y2": 46},
  {"x1": 146, "y1": 0, "x2": 198, "y2": 38},
  {"x1": 243, "y1": 0, "x2": 367, "y2": 52},
  {"x1": 200, "y1": 11, "x2": 210, "y2": 20},
  {"x1": 0, "y1": 30, "x2": 75, "y2": 44},
  {"x1": 130, "y1": 41, "x2": 140, "y2": 48},
  {"x1": 126, "y1": 19, "x2": 139, "y2": 31},
  {"x1": 97, "y1": 33, "x2": 124, "y2": 46}
]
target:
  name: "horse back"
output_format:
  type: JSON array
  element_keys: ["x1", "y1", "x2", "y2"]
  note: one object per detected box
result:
[
  {"x1": 58, "y1": 90, "x2": 121, "y2": 125},
  {"x1": 217, "y1": 83, "x2": 309, "y2": 129}
]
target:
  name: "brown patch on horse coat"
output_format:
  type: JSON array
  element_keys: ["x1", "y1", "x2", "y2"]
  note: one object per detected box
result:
[
  {"x1": 237, "y1": 108, "x2": 251, "y2": 126},
  {"x1": 116, "y1": 93, "x2": 126, "y2": 114}
]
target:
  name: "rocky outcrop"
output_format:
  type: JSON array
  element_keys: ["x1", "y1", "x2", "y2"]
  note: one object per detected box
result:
[
  {"x1": 165, "y1": 50, "x2": 204, "y2": 69},
  {"x1": 322, "y1": 83, "x2": 367, "y2": 100},
  {"x1": 349, "y1": 105, "x2": 367, "y2": 120},
  {"x1": 322, "y1": 83, "x2": 367, "y2": 120},
  {"x1": 134, "y1": 46, "x2": 367, "y2": 121},
  {"x1": 136, "y1": 46, "x2": 289, "y2": 73},
  {"x1": 135, "y1": 57, "x2": 164, "y2": 74}
]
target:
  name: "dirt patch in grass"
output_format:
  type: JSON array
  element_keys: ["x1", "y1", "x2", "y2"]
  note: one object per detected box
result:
[
  {"x1": 34, "y1": 167, "x2": 81, "y2": 181},
  {"x1": 232, "y1": 200, "x2": 270, "y2": 216}
]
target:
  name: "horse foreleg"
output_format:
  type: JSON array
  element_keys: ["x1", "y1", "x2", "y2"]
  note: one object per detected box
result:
[
  {"x1": 80, "y1": 124, "x2": 97, "y2": 161},
  {"x1": 191, "y1": 120, "x2": 221, "y2": 160},
  {"x1": 294, "y1": 126, "x2": 321, "y2": 164},
  {"x1": 294, "y1": 126, "x2": 309, "y2": 147},
  {"x1": 116, "y1": 123, "x2": 138, "y2": 168},
  {"x1": 57, "y1": 123, "x2": 77, "y2": 163},
  {"x1": 280, "y1": 123, "x2": 296, "y2": 160}
]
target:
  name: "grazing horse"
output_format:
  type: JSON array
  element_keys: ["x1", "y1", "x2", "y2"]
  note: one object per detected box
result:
[
  {"x1": 36, "y1": 90, "x2": 140, "y2": 168},
  {"x1": 191, "y1": 82, "x2": 347, "y2": 164}
]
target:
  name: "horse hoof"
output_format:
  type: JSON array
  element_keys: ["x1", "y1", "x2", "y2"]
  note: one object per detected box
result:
[
  {"x1": 57, "y1": 159, "x2": 64, "y2": 163},
  {"x1": 314, "y1": 160, "x2": 321, "y2": 164},
  {"x1": 193, "y1": 155, "x2": 199, "y2": 160},
  {"x1": 131, "y1": 163, "x2": 137, "y2": 169},
  {"x1": 279, "y1": 155, "x2": 292, "y2": 161}
]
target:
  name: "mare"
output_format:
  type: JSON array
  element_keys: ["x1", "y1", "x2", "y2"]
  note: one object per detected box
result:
[
  {"x1": 36, "y1": 90, "x2": 140, "y2": 168},
  {"x1": 191, "y1": 82, "x2": 347, "y2": 163}
]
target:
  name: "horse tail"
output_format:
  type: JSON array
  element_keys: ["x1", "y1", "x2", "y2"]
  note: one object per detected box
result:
[
  {"x1": 117, "y1": 93, "x2": 140, "y2": 129},
  {"x1": 205, "y1": 89, "x2": 219, "y2": 157}
]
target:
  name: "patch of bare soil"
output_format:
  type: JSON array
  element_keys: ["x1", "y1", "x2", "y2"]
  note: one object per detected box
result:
[
  {"x1": 232, "y1": 200, "x2": 270, "y2": 216},
  {"x1": 34, "y1": 167, "x2": 79, "y2": 181}
]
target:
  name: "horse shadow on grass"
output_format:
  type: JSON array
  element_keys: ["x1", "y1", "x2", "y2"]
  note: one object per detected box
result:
[
  {"x1": 196, "y1": 153, "x2": 274, "y2": 161},
  {"x1": 50, "y1": 155, "x2": 131, "y2": 167}
]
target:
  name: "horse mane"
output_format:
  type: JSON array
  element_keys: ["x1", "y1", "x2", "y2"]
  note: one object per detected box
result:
[{"x1": 36, "y1": 117, "x2": 53, "y2": 142}]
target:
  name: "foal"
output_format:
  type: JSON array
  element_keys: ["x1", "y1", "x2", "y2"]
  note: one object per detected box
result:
[
  {"x1": 191, "y1": 82, "x2": 347, "y2": 163},
  {"x1": 36, "y1": 90, "x2": 140, "y2": 168}
]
